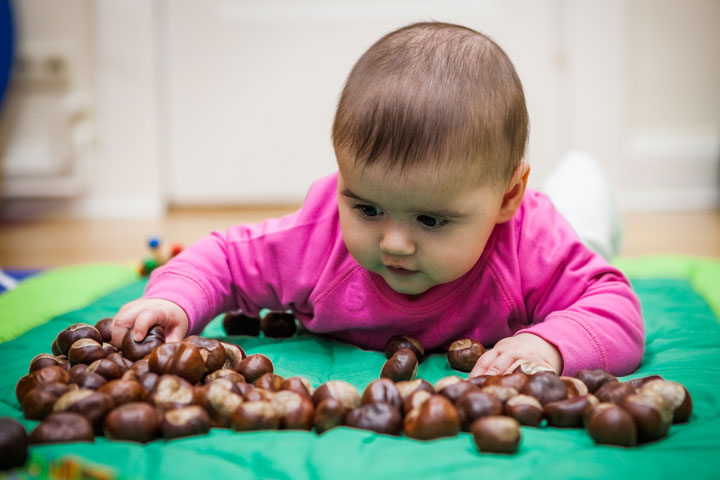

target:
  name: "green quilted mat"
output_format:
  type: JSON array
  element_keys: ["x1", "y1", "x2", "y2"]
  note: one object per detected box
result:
[{"x1": 1, "y1": 259, "x2": 719, "y2": 479}]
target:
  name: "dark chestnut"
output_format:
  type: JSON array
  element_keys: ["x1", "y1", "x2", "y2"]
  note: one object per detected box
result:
[
  {"x1": 101, "y1": 342, "x2": 119, "y2": 356},
  {"x1": 68, "y1": 364, "x2": 88, "y2": 384},
  {"x1": 86, "y1": 358, "x2": 124, "y2": 380},
  {"x1": 148, "y1": 375, "x2": 195, "y2": 411},
  {"x1": 484, "y1": 371, "x2": 528, "y2": 391},
  {"x1": 231, "y1": 401, "x2": 280, "y2": 431},
  {"x1": 56, "y1": 323, "x2": 103, "y2": 355},
  {"x1": 639, "y1": 379, "x2": 692, "y2": 423},
  {"x1": 29, "y1": 412, "x2": 94, "y2": 444},
  {"x1": 222, "y1": 311, "x2": 261, "y2": 336},
  {"x1": 95, "y1": 318, "x2": 114, "y2": 343},
  {"x1": 138, "y1": 372, "x2": 160, "y2": 394},
  {"x1": 280, "y1": 377, "x2": 314, "y2": 400},
  {"x1": 447, "y1": 339, "x2": 485, "y2": 372},
  {"x1": 560, "y1": 376, "x2": 589, "y2": 398},
  {"x1": 438, "y1": 381, "x2": 479, "y2": 404},
  {"x1": 122, "y1": 325, "x2": 165, "y2": 362},
  {"x1": 254, "y1": 373, "x2": 285, "y2": 392},
  {"x1": 16, "y1": 365, "x2": 70, "y2": 404},
  {"x1": 575, "y1": 369, "x2": 617, "y2": 394},
  {"x1": 403, "y1": 390, "x2": 433, "y2": 416},
  {"x1": 236, "y1": 354, "x2": 274, "y2": 383},
  {"x1": 455, "y1": 390, "x2": 503, "y2": 431},
  {"x1": 271, "y1": 391, "x2": 315, "y2": 430},
  {"x1": 471, "y1": 415, "x2": 521, "y2": 454},
  {"x1": 622, "y1": 393, "x2": 671, "y2": 443},
  {"x1": 626, "y1": 375, "x2": 664, "y2": 390},
  {"x1": 361, "y1": 379, "x2": 403, "y2": 411},
  {"x1": 380, "y1": 348, "x2": 418, "y2": 382},
  {"x1": 0, "y1": 418, "x2": 28, "y2": 469},
  {"x1": 544, "y1": 395, "x2": 598, "y2": 428},
  {"x1": 104, "y1": 402, "x2": 161, "y2": 442},
  {"x1": 73, "y1": 371, "x2": 108, "y2": 390},
  {"x1": 98, "y1": 379, "x2": 146, "y2": 405},
  {"x1": 404, "y1": 395, "x2": 460, "y2": 440},
  {"x1": 162, "y1": 405, "x2": 211, "y2": 439},
  {"x1": 196, "y1": 381, "x2": 244, "y2": 428},
  {"x1": 345, "y1": 402, "x2": 402, "y2": 436},
  {"x1": 68, "y1": 338, "x2": 106, "y2": 365},
  {"x1": 434, "y1": 376, "x2": 463, "y2": 392},
  {"x1": 384, "y1": 335, "x2": 424, "y2": 363},
  {"x1": 313, "y1": 398, "x2": 346, "y2": 434},
  {"x1": 466, "y1": 375, "x2": 491, "y2": 388},
  {"x1": 205, "y1": 369, "x2": 246, "y2": 385},
  {"x1": 481, "y1": 385, "x2": 519, "y2": 404},
  {"x1": 22, "y1": 383, "x2": 71, "y2": 420},
  {"x1": 504, "y1": 394, "x2": 544, "y2": 427},
  {"x1": 394, "y1": 379, "x2": 435, "y2": 401},
  {"x1": 586, "y1": 403, "x2": 637, "y2": 447},
  {"x1": 311, "y1": 380, "x2": 361, "y2": 410},
  {"x1": 148, "y1": 342, "x2": 205, "y2": 385},
  {"x1": 260, "y1": 311, "x2": 297, "y2": 338},
  {"x1": 28, "y1": 353, "x2": 66, "y2": 373},
  {"x1": 595, "y1": 381, "x2": 635, "y2": 404},
  {"x1": 129, "y1": 358, "x2": 151, "y2": 377},
  {"x1": 52, "y1": 389, "x2": 115, "y2": 431},
  {"x1": 520, "y1": 372, "x2": 568, "y2": 405},
  {"x1": 182, "y1": 336, "x2": 226, "y2": 373},
  {"x1": 219, "y1": 342, "x2": 246, "y2": 370}
]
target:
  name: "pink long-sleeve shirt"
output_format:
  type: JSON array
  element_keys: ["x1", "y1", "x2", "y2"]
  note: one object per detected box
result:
[{"x1": 145, "y1": 172, "x2": 644, "y2": 377}]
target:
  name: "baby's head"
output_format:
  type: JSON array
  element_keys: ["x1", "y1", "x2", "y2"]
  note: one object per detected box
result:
[{"x1": 332, "y1": 22, "x2": 530, "y2": 295}]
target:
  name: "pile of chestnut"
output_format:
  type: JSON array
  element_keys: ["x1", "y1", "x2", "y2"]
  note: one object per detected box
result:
[{"x1": 2, "y1": 318, "x2": 693, "y2": 472}]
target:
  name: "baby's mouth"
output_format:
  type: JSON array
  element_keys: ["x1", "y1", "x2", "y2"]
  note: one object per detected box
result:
[{"x1": 385, "y1": 265, "x2": 418, "y2": 277}]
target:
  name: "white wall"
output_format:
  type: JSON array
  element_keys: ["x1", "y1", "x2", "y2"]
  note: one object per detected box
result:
[{"x1": 1, "y1": 0, "x2": 718, "y2": 218}]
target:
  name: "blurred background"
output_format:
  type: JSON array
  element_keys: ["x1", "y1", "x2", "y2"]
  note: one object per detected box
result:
[{"x1": 0, "y1": 0, "x2": 718, "y2": 267}]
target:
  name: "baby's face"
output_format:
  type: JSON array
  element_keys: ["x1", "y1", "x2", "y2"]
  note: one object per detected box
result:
[{"x1": 337, "y1": 157, "x2": 505, "y2": 295}]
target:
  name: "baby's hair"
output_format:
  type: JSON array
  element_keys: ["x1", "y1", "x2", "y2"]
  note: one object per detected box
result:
[{"x1": 332, "y1": 22, "x2": 529, "y2": 185}]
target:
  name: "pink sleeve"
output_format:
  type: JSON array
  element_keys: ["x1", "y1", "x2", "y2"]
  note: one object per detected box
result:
[
  {"x1": 143, "y1": 174, "x2": 340, "y2": 335},
  {"x1": 513, "y1": 192, "x2": 644, "y2": 377}
]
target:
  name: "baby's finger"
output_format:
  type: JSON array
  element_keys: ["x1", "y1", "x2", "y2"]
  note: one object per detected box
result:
[
  {"x1": 469, "y1": 349, "x2": 498, "y2": 378},
  {"x1": 133, "y1": 309, "x2": 162, "y2": 342},
  {"x1": 110, "y1": 309, "x2": 141, "y2": 347},
  {"x1": 483, "y1": 352, "x2": 517, "y2": 376}
]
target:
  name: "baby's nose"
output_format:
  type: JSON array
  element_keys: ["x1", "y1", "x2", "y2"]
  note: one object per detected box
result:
[{"x1": 379, "y1": 225, "x2": 415, "y2": 256}]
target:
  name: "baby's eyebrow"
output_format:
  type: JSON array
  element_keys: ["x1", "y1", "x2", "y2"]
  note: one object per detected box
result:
[{"x1": 341, "y1": 189, "x2": 467, "y2": 219}]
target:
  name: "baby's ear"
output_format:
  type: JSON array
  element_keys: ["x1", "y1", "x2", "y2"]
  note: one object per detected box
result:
[{"x1": 496, "y1": 163, "x2": 530, "y2": 223}]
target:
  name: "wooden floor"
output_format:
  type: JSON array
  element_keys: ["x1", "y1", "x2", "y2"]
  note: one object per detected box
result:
[{"x1": 1, "y1": 208, "x2": 719, "y2": 268}]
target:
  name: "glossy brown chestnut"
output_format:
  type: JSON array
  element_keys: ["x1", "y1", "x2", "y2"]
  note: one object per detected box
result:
[
  {"x1": 361, "y1": 379, "x2": 403, "y2": 411},
  {"x1": 231, "y1": 401, "x2": 280, "y2": 431},
  {"x1": 384, "y1": 335, "x2": 424, "y2": 363},
  {"x1": 102, "y1": 342, "x2": 119, "y2": 356},
  {"x1": 222, "y1": 311, "x2": 261, "y2": 336},
  {"x1": 438, "y1": 381, "x2": 479, "y2": 404},
  {"x1": 94, "y1": 318, "x2": 114, "y2": 343},
  {"x1": 313, "y1": 398, "x2": 346, "y2": 434},
  {"x1": 98, "y1": 379, "x2": 146, "y2": 405},
  {"x1": 104, "y1": 402, "x2": 161, "y2": 442},
  {"x1": 433, "y1": 376, "x2": 463, "y2": 392},
  {"x1": 345, "y1": 401, "x2": 402, "y2": 436},
  {"x1": 483, "y1": 371, "x2": 528, "y2": 391},
  {"x1": 280, "y1": 377, "x2": 314, "y2": 400},
  {"x1": 105, "y1": 352, "x2": 131, "y2": 373},
  {"x1": 586, "y1": 403, "x2": 637, "y2": 447},
  {"x1": 242, "y1": 386, "x2": 274, "y2": 403},
  {"x1": 466, "y1": 375, "x2": 491, "y2": 388},
  {"x1": 595, "y1": 381, "x2": 635, "y2": 404},
  {"x1": 74, "y1": 371, "x2": 108, "y2": 390},
  {"x1": 148, "y1": 342, "x2": 205, "y2": 385},
  {"x1": 56, "y1": 323, "x2": 103, "y2": 356},
  {"x1": 403, "y1": 390, "x2": 432, "y2": 416},
  {"x1": 471, "y1": 415, "x2": 521, "y2": 454},
  {"x1": 520, "y1": 372, "x2": 568, "y2": 405},
  {"x1": 219, "y1": 342, "x2": 246, "y2": 370},
  {"x1": 254, "y1": 373, "x2": 285, "y2": 392},
  {"x1": 138, "y1": 372, "x2": 160, "y2": 394},
  {"x1": 311, "y1": 380, "x2": 361, "y2": 410},
  {"x1": 481, "y1": 386, "x2": 519, "y2": 405},
  {"x1": 148, "y1": 374, "x2": 195, "y2": 411},
  {"x1": 29, "y1": 412, "x2": 94, "y2": 444},
  {"x1": 455, "y1": 390, "x2": 503, "y2": 430},
  {"x1": 67, "y1": 339, "x2": 106, "y2": 366},
  {"x1": 86, "y1": 358, "x2": 124, "y2": 380},
  {"x1": 21, "y1": 383, "x2": 71, "y2": 420},
  {"x1": 271, "y1": 390, "x2": 315, "y2": 430},
  {"x1": 205, "y1": 369, "x2": 246, "y2": 385},
  {"x1": 28, "y1": 354, "x2": 66, "y2": 373},
  {"x1": 622, "y1": 393, "x2": 671, "y2": 443},
  {"x1": 52, "y1": 389, "x2": 115, "y2": 431},
  {"x1": 575, "y1": 369, "x2": 617, "y2": 394},
  {"x1": 447, "y1": 339, "x2": 485, "y2": 372},
  {"x1": 236, "y1": 354, "x2": 274, "y2": 383},
  {"x1": 0, "y1": 418, "x2": 28, "y2": 469},
  {"x1": 380, "y1": 348, "x2": 418, "y2": 382},
  {"x1": 162, "y1": 405, "x2": 212, "y2": 439},
  {"x1": 182, "y1": 336, "x2": 226, "y2": 373},
  {"x1": 122, "y1": 325, "x2": 165, "y2": 362},
  {"x1": 544, "y1": 395, "x2": 598, "y2": 428},
  {"x1": 51, "y1": 338, "x2": 61, "y2": 356},
  {"x1": 404, "y1": 395, "x2": 460, "y2": 440},
  {"x1": 67, "y1": 364, "x2": 88, "y2": 384},
  {"x1": 560, "y1": 376, "x2": 589, "y2": 398},
  {"x1": 197, "y1": 381, "x2": 244, "y2": 428},
  {"x1": 394, "y1": 379, "x2": 435, "y2": 401},
  {"x1": 16, "y1": 365, "x2": 70, "y2": 404},
  {"x1": 639, "y1": 379, "x2": 692, "y2": 423},
  {"x1": 129, "y1": 358, "x2": 151, "y2": 377},
  {"x1": 260, "y1": 311, "x2": 297, "y2": 338},
  {"x1": 626, "y1": 375, "x2": 664, "y2": 390},
  {"x1": 504, "y1": 394, "x2": 544, "y2": 427}
]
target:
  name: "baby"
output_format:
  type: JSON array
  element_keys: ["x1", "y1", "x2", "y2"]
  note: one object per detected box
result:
[{"x1": 111, "y1": 22, "x2": 644, "y2": 378}]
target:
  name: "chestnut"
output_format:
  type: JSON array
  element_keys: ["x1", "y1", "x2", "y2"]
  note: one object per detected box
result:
[
  {"x1": 148, "y1": 342, "x2": 205, "y2": 385},
  {"x1": 242, "y1": 386, "x2": 274, "y2": 403},
  {"x1": 56, "y1": 323, "x2": 103, "y2": 355},
  {"x1": 236, "y1": 354, "x2": 274, "y2": 383},
  {"x1": 544, "y1": 395, "x2": 598, "y2": 428},
  {"x1": 231, "y1": 401, "x2": 280, "y2": 431},
  {"x1": 627, "y1": 375, "x2": 664, "y2": 390},
  {"x1": 51, "y1": 338, "x2": 61, "y2": 356},
  {"x1": 86, "y1": 358, "x2": 124, "y2": 380},
  {"x1": 312, "y1": 380, "x2": 361, "y2": 410},
  {"x1": 438, "y1": 381, "x2": 479, "y2": 404},
  {"x1": 138, "y1": 372, "x2": 160, "y2": 394},
  {"x1": 0, "y1": 418, "x2": 28, "y2": 469},
  {"x1": 16, "y1": 365, "x2": 70, "y2": 404},
  {"x1": 433, "y1": 376, "x2": 463, "y2": 392},
  {"x1": 404, "y1": 395, "x2": 460, "y2": 440},
  {"x1": 639, "y1": 379, "x2": 692, "y2": 423},
  {"x1": 148, "y1": 375, "x2": 195, "y2": 411},
  {"x1": 104, "y1": 402, "x2": 161, "y2": 442},
  {"x1": 520, "y1": 372, "x2": 568, "y2": 405},
  {"x1": 380, "y1": 348, "x2": 418, "y2": 382},
  {"x1": 205, "y1": 368, "x2": 246, "y2": 385},
  {"x1": 575, "y1": 369, "x2": 617, "y2": 394},
  {"x1": 481, "y1": 386, "x2": 519, "y2": 404},
  {"x1": 98, "y1": 379, "x2": 146, "y2": 405},
  {"x1": 313, "y1": 398, "x2": 346, "y2": 434},
  {"x1": 622, "y1": 393, "x2": 671, "y2": 443},
  {"x1": 595, "y1": 381, "x2": 635, "y2": 404},
  {"x1": 466, "y1": 375, "x2": 491, "y2": 388},
  {"x1": 471, "y1": 416, "x2": 521, "y2": 454},
  {"x1": 105, "y1": 352, "x2": 131, "y2": 373},
  {"x1": 95, "y1": 317, "x2": 114, "y2": 343},
  {"x1": 182, "y1": 336, "x2": 226, "y2": 373},
  {"x1": 260, "y1": 311, "x2": 297, "y2": 338},
  {"x1": 222, "y1": 311, "x2": 261, "y2": 336},
  {"x1": 102, "y1": 342, "x2": 119, "y2": 356},
  {"x1": 455, "y1": 390, "x2": 503, "y2": 430},
  {"x1": 447, "y1": 339, "x2": 485, "y2": 372},
  {"x1": 280, "y1": 377, "x2": 314, "y2": 400},
  {"x1": 68, "y1": 338, "x2": 106, "y2": 366},
  {"x1": 254, "y1": 373, "x2": 285, "y2": 392},
  {"x1": 586, "y1": 403, "x2": 637, "y2": 447},
  {"x1": 130, "y1": 358, "x2": 151, "y2": 377},
  {"x1": 52, "y1": 389, "x2": 115, "y2": 431},
  {"x1": 560, "y1": 376, "x2": 589, "y2": 398},
  {"x1": 162, "y1": 405, "x2": 211, "y2": 439},
  {"x1": 394, "y1": 379, "x2": 435, "y2": 401},
  {"x1": 484, "y1": 371, "x2": 528, "y2": 391},
  {"x1": 28, "y1": 353, "x2": 66, "y2": 373},
  {"x1": 384, "y1": 335, "x2": 424, "y2": 363},
  {"x1": 361, "y1": 379, "x2": 403, "y2": 411},
  {"x1": 22, "y1": 383, "x2": 70, "y2": 420},
  {"x1": 219, "y1": 342, "x2": 246, "y2": 370},
  {"x1": 504, "y1": 394, "x2": 544, "y2": 427},
  {"x1": 345, "y1": 402, "x2": 402, "y2": 436},
  {"x1": 197, "y1": 381, "x2": 244, "y2": 427},
  {"x1": 29, "y1": 412, "x2": 94, "y2": 444},
  {"x1": 122, "y1": 325, "x2": 165, "y2": 362},
  {"x1": 73, "y1": 371, "x2": 108, "y2": 390},
  {"x1": 68, "y1": 364, "x2": 88, "y2": 384},
  {"x1": 271, "y1": 390, "x2": 315, "y2": 430}
]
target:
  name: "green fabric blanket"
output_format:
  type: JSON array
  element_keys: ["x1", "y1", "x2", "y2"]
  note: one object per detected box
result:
[{"x1": 1, "y1": 257, "x2": 719, "y2": 479}]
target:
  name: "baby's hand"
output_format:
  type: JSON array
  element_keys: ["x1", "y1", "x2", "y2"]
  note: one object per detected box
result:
[
  {"x1": 469, "y1": 333, "x2": 563, "y2": 377},
  {"x1": 110, "y1": 298, "x2": 189, "y2": 348}
]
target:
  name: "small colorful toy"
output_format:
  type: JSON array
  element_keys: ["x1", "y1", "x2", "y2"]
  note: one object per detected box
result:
[{"x1": 138, "y1": 236, "x2": 183, "y2": 276}]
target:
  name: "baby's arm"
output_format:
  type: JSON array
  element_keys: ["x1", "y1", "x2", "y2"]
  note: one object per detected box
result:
[{"x1": 110, "y1": 298, "x2": 189, "y2": 347}]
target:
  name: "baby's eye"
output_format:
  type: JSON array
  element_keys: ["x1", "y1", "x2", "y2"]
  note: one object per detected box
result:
[
  {"x1": 353, "y1": 204, "x2": 382, "y2": 218},
  {"x1": 417, "y1": 215, "x2": 449, "y2": 228}
]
